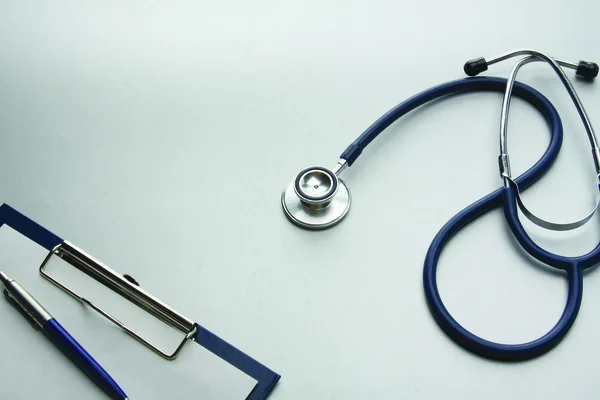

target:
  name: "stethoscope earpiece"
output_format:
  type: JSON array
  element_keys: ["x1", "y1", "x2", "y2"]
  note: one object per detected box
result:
[{"x1": 281, "y1": 161, "x2": 351, "y2": 229}]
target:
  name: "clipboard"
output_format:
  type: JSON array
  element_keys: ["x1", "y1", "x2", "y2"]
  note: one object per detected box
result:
[{"x1": 0, "y1": 203, "x2": 280, "y2": 399}]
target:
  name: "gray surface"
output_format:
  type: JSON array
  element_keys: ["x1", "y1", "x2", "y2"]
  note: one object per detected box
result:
[{"x1": 1, "y1": 1, "x2": 600, "y2": 398}]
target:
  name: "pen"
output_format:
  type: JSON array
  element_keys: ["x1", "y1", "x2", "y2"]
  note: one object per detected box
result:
[{"x1": 0, "y1": 272, "x2": 129, "y2": 400}]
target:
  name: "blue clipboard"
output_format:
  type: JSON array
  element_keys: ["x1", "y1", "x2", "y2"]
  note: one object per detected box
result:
[{"x1": 0, "y1": 203, "x2": 280, "y2": 399}]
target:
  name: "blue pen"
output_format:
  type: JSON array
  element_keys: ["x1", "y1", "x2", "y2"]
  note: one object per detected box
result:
[{"x1": 0, "y1": 272, "x2": 129, "y2": 400}]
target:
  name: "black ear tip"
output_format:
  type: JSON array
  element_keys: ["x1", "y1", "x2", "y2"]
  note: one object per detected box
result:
[
  {"x1": 576, "y1": 61, "x2": 599, "y2": 80},
  {"x1": 464, "y1": 57, "x2": 488, "y2": 77}
]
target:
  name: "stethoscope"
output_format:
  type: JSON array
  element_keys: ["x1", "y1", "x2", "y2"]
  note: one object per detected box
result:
[{"x1": 281, "y1": 49, "x2": 599, "y2": 360}]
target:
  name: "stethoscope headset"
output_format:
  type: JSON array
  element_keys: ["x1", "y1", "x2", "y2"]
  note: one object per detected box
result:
[{"x1": 281, "y1": 49, "x2": 599, "y2": 360}]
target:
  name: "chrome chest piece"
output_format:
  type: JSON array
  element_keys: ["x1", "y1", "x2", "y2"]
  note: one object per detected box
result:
[{"x1": 281, "y1": 159, "x2": 351, "y2": 229}]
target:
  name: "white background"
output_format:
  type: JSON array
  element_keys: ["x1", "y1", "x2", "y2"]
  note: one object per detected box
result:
[{"x1": 1, "y1": 1, "x2": 600, "y2": 398}]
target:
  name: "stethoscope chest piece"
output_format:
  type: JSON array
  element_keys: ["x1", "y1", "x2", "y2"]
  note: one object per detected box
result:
[{"x1": 281, "y1": 165, "x2": 351, "y2": 229}]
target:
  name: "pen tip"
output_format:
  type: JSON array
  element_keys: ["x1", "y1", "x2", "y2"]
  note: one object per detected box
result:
[{"x1": 0, "y1": 272, "x2": 9, "y2": 285}]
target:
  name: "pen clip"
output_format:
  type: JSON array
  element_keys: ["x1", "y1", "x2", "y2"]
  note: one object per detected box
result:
[{"x1": 3, "y1": 289, "x2": 42, "y2": 331}]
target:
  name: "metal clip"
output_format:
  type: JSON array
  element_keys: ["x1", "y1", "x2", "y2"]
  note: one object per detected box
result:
[
  {"x1": 498, "y1": 154, "x2": 511, "y2": 181},
  {"x1": 3, "y1": 288, "x2": 42, "y2": 331},
  {"x1": 39, "y1": 241, "x2": 197, "y2": 360}
]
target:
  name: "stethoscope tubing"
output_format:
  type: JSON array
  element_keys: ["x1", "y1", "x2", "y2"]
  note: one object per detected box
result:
[
  {"x1": 339, "y1": 75, "x2": 576, "y2": 360},
  {"x1": 339, "y1": 77, "x2": 559, "y2": 169},
  {"x1": 419, "y1": 75, "x2": 582, "y2": 360},
  {"x1": 423, "y1": 188, "x2": 584, "y2": 361}
]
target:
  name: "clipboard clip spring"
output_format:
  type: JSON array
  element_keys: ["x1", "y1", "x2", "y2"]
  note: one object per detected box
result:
[{"x1": 39, "y1": 241, "x2": 197, "y2": 360}]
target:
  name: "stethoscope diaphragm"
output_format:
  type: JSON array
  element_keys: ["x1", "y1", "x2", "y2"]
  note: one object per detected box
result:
[{"x1": 281, "y1": 164, "x2": 351, "y2": 229}]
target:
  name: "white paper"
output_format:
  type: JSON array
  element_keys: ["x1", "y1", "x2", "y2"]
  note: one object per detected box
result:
[{"x1": 0, "y1": 226, "x2": 257, "y2": 400}]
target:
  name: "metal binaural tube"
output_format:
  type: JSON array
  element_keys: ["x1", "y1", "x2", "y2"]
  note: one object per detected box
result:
[
  {"x1": 485, "y1": 50, "x2": 579, "y2": 70},
  {"x1": 485, "y1": 50, "x2": 599, "y2": 178},
  {"x1": 492, "y1": 51, "x2": 600, "y2": 231}
]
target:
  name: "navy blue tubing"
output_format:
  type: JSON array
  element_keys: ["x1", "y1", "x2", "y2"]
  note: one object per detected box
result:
[
  {"x1": 340, "y1": 77, "x2": 567, "y2": 361},
  {"x1": 341, "y1": 77, "x2": 560, "y2": 168},
  {"x1": 417, "y1": 80, "x2": 571, "y2": 360}
]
